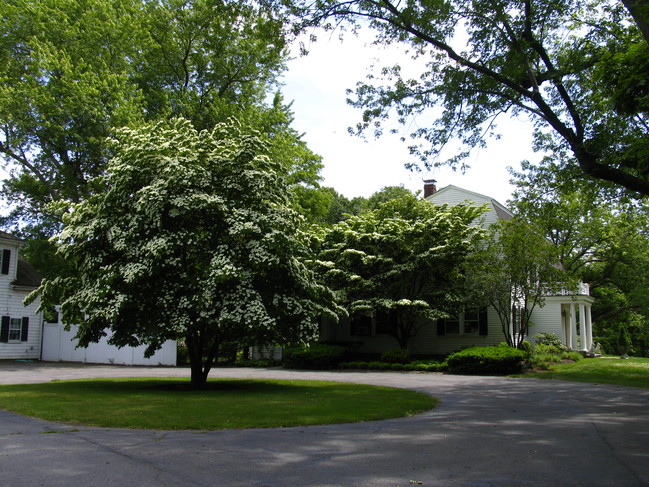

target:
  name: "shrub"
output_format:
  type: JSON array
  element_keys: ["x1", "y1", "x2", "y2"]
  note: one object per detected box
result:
[
  {"x1": 282, "y1": 344, "x2": 347, "y2": 370},
  {"x1": 562, "y1": 351, "x2": 583, "y2": 362},
  {"x1": 519, "y1": 340, "x2": 533, "y2": 355},
  {"x1": 533, "y1": 343, "x2": 564, "y2": 356},
  {"x1": 447, "y1": 346, "x2": 527, "y2": 375},
  {"x1": 381, "y1": 349, "x2": 411, "y2": 364},
  {"x1": 339, "y1": 358, "x2": 448, "y2": 372},
  {"x1": 235, "y1": 359, "x2": 279, "y2": 368},
  {"x1": 525, "y1": 346, "x2": 583, "y2": 370},
  {"x1": 339, "y1": 361, "x2": 369, "y2": 369},
  {"x1": 533, "y1": 333, "x2": 567, "y2": 351}
]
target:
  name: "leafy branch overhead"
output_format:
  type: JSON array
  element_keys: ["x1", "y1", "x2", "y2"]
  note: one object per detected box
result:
[
  {"x1": 0, "y1": 0, "x2": 321, "y2": 277},
  {"x1": 285, "y1": 0, "x2": 649, "y2": 196}
]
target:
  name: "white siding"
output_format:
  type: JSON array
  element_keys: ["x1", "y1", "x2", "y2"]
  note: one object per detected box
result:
[
  {"x1": 412, "y1": 307, "x2": 506, "y2": 355},
  {"x1": 528, "y1": 298, "x2": 565, "y2": 343},
  {"x1": 0, "y1": 241, "x2": 42, "y2": 360},
  {"x1": 426, "y1": 185, "x2": 512, "y2": 228}
]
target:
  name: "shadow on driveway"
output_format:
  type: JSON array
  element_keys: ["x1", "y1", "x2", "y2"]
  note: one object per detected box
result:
[{"x1": 1, "y1": 362, "x2": 648, "y2": 487}]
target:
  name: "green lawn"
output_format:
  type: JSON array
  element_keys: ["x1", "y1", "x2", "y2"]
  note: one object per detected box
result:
[
  {"x1": 0, "y1": 378, "x2": 437, "y2": 430},
  {"x1": 521, "y1": 356, "x2": 649, "y2": 388}
]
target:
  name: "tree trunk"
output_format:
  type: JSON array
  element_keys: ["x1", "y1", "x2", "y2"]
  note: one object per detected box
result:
[
  {"x1": 186, "y1": 331, "x2": 220, "y2": 388},
  {"x1": 187, "y1": 340, "x2": 206, "y2": 388},
  {"x1": 622, "y1": 0, "x2": 649, "y2": 45}
]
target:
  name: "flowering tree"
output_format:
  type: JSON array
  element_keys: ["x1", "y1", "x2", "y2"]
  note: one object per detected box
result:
[
  {"x1": 30, "y1": 118, "x2": 340, "y2": 387},
  {"x1": 316, "y1": 194, "x2": 486, "y2": 349}
]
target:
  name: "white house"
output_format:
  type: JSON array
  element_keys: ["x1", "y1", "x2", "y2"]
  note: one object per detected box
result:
[
  {"x1": 318, "y1": 182, "x2": 595, "y2": 355},
  {"x1": 425, "y1": 182, "x2": 595, "y2": 353},
  {"x1": 0, "y1": 231, "x2": 43, "y2": 360},
  {"x1": 0, "y1": 231, "x2": 176, "y2": 365}
]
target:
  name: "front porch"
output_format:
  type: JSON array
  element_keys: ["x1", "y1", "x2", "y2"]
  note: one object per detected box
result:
[
  {"x1": 545, "y1": 283, "x2": 596, "y2": 352},
  {"x1": 561, "y1": 300, "x2": 596, "y2": 353},
  {"x1": 530, "y1": 282, "x2": 595, "y2": 352}
]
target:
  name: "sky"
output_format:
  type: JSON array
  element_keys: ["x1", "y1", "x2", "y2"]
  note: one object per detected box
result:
[{"x1": 280, "y1": 31, "x2": 540, "y2": 206}]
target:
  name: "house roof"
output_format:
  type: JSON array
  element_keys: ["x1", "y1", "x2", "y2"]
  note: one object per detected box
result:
[
  {"x1": 426, "y1": 184, "x2": 513, "y2": 221},
  {"x1": 0, "y1": 230, "x2": 23, "y2": 244},
  {"x1": 13, "y1": 257, "x2": 42, "y2": 288}
]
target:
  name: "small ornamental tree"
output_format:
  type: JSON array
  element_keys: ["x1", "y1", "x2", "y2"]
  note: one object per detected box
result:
[
  {"x1": 28, "y1": 118, "x2": 341, "y2": 387},
  {"x1": 316, "y1": 194, "x2": 486, "y2": 349},
  {"x1": 468, "y1": 218, "x2": 569, "y2": 348}
]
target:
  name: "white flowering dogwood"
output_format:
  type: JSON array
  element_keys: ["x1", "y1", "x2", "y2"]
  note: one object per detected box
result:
[
  {"x1": 317, "y1": 194, "x2": 486, "y2": 349},
  {"x1": 30, "y1": 118, "x2": 341, "y2": 386}
]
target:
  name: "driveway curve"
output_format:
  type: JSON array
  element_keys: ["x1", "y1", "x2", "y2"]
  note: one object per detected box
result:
[{"x1": 1, "y1": 362, "x2": 648, "y2": 487}]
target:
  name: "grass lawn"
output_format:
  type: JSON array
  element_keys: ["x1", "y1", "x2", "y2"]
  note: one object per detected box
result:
[
  {"x1": 520, "y1": 356, "x2": 649, "y2": 389},
  {"x1": 0, "y1": 378, "x2": 437, "y2": 430}
]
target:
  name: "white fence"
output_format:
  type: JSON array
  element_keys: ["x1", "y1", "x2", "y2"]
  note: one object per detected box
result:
[{"x1": 41, "y1": 322, "x2": 176, "y2": 366}]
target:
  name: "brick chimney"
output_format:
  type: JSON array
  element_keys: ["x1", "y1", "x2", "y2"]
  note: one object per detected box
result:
[{"x1": 423, "y1": 179, "x2": 437, "y2": 198}]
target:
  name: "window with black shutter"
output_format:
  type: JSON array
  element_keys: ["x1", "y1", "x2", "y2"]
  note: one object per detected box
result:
[
  {"x1": 0, "y1": 315, "x2": 29, "y2": 342},
  {"x1": 437, "y1": 308, "x2": 488, "y2": 336},
  {"x1": 1, "y1": 249, "x2": 10, "y2": 275}
]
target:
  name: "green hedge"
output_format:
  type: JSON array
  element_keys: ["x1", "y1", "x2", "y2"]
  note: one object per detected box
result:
[
  {"x1": 338, "y1": 359, "x2": 447, "y2": 372},
  {"x1": 447, "y1": 346, "x2": 527, "y2": 375},
  {"x1": 380, "y1": 349, "x2": 411, "y2": 364},
  {"x1": 282, "y1": 344, "x2": 347, "y2": 370}
]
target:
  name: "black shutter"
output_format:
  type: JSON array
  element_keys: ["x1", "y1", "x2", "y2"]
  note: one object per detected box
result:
[
  {"x1": 21, "y1": 317, "x2": 29, "y2": 342},
  {"x1": 479, "y1": 308, "x2": 488, "y2": 336},
  {"x1": 1, "y1": 249, "x2": 10, "y2": 275},
  {"x1": 437, "y1": 318, "x2": 445, "y2": 336},
  {"x1": 0, "y1": 316, "x2": 9, "y2": 343}
]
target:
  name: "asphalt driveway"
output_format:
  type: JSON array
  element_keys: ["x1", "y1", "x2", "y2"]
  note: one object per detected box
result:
[{"x1": 0, "y1": 361, "x2": 648, "y2": 487}]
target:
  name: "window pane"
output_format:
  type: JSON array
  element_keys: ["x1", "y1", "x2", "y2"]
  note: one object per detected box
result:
[
  {"x1": 375, "y1": 310, "x2": 396, "y2": 334},
  {"x1": 9, "y1": 318, "x2": 21, "y2": 341},
  {"x1": 464, "y1": 320, "x2": 479, "y2": 334},
  {"x1": 445, "y1": 319, "x2": 460, "y2": 334},
  {"x1": 463, "y1": 310, "x2": 479, "y2": 334},
  {"x1": 350, "y1": 316, "x2": 372, "y2": 336}
]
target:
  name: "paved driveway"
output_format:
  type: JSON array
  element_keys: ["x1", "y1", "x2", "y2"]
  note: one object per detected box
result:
[{"x1": 0, "y1": 362, "x2": 648, "y2": 487}]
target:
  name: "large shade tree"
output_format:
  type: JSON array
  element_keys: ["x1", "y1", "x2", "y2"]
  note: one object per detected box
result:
[
  {"x1": 510, "y1": 160, "x2": 649, "y2": 354},
  {"x1": 285, "y1": 0, "x2": 649, "y2": 197},
  {"x1": 29, "y1": 118, "x2": 341, "y2": 387},
  {"x1": 0, "y1": 0, "x2": 320, "y2": 276},
  {"x1": 317, "y1": 194, "x2": 485, "y2": 349}
]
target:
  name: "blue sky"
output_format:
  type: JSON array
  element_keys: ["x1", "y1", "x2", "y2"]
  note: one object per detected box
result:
[{"x1": 280, "y1": 31, "x2": 539, "y2": 206}]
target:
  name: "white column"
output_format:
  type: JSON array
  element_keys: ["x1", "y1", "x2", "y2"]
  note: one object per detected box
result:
[
  {"x1": 579, "y1": 304, "x2": 587, "y2": 351},
  {"x1": 586, "y1": 304, "x2": 593, "y2": 351},
  {"x1": 570, "y1": 303, "x2": 578, "y2": 350}
]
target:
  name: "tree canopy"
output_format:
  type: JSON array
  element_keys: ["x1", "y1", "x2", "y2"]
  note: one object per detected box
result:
[
  {"x1": 468, "y1": 217, "x2": 567, "y2": 348},
  {"x1": 285, "y1": 0, "x2": 649, "y2": 197},
  {"x1": 0, "y1": 0, "x2": 321, "y2": 276},
  {"x1": 29, "y1": 118, "x2": 341, "y2": 386},
  {"x1": 316, "y1": 193, "x2": 485, "y2": 349},
  {"x1": 510, "y1": 161, "x2": 649, "y2": 354}
]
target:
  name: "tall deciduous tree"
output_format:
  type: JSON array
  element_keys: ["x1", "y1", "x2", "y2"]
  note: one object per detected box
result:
[
  {"x1": 317, "y1": 194, "x2": 485, "y2": 349},
  {"x1": 0, "y1": 0, "x2": 320, "y2": 276},
  {"x1": 285, "y1": 0, "x2": 649, "y2": 196},
  {"x1": 510, "y1": 160, "x2": 649, "y2": 354},
  {"x1": 29, "y1": 119, "x2": 341, "y2": 387}
]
